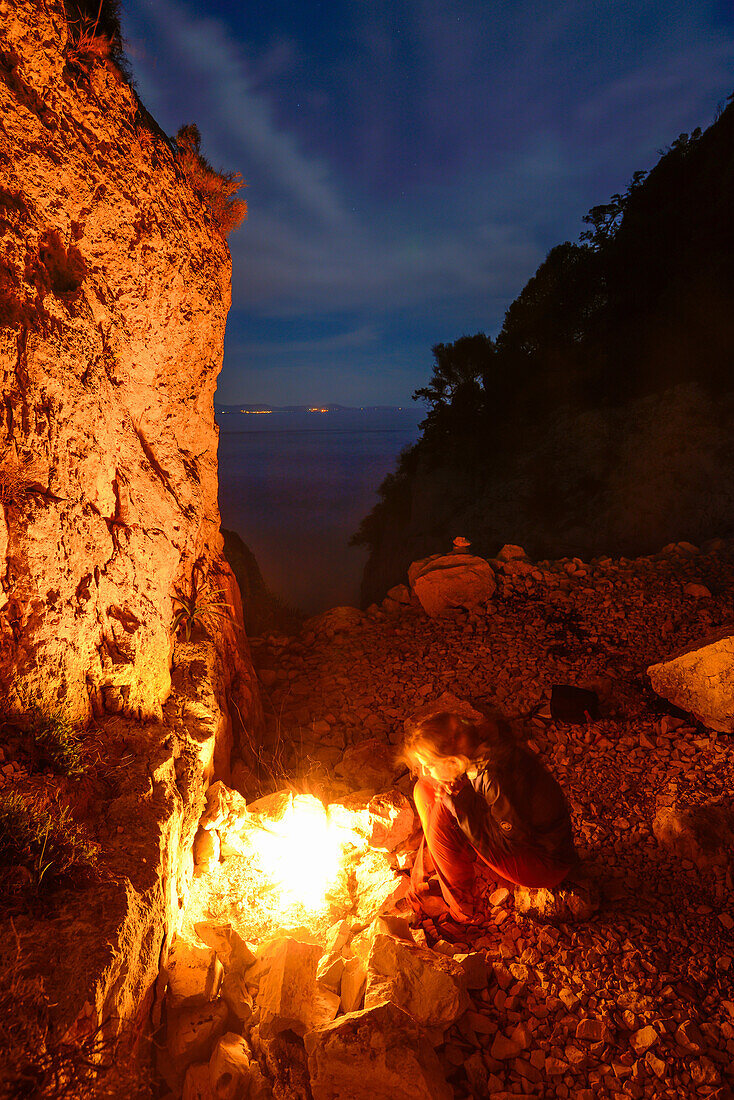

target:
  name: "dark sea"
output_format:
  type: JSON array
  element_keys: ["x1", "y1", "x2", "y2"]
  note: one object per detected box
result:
[{"x1": 216, "y1": 407, "x2": 422, "y2": 615}]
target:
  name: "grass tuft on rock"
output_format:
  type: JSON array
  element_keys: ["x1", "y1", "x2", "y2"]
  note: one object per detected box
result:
[
  {"x1": 28, "y1": 716, "x2": 89, "y2": 778},
  {"x1": 0, "y1": 791, "x2": 99, "y2": 892}
]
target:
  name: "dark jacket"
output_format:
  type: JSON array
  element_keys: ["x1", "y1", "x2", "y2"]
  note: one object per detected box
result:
[{"x1": 449, "y1": 735, "x2": 576, "y2": 884}]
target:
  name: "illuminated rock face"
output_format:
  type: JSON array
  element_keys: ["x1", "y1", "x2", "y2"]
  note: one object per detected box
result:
[
  {"x1": 305, "y1": 1001, "x2": 453, "y2": 1100},
  {"x1": 648, "y1": 633, "x2": 734, "y2": 733},
  {"x1": 0, "y1": 1, "x2": 255, "y2": 722}
]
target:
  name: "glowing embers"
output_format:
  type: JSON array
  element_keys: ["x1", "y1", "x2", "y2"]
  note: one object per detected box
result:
[{"x1": 248, "y1": 793, "x2": 358, "y2": 915}]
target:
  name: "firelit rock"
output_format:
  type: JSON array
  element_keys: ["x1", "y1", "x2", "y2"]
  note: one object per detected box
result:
[
  {"x1": 250, "y1": 937, "x2": 322, "y2": 1037},
  {"x1": 219, "y1": 969, "x2": 254, "y2": 1025},
  {"x1": 167, "y1": 1000, "x2": 229, "y2": 1076},
  {"x1": 352, "y1": 849, "x2": 411, "y2": 922},
  {"x1": 648, "y1": 633, "x2": 734, "y2": 732},
  {"x1": 653, "y1": 803, "x2": 734, "y2": 870},
  {"x1": 305, "y1": 983, "x2": 341, "y2": 1030},
  {"x1": 209, "y1": 1033, "x2": 252, "y2": 1100},
  {"x1": 165, "y1": 936, "x2": 223, "y2": 1008},
  {"x1": 200, "y1": 782, "x2": 250, "y2": 856},
  {"x1": 193, "y1": 827, "x2": 220, "y2": 874},
  {"x1": 316, "y1": 952, "x2": 345, "y2": 993},
  {"x1": 408, "y1": 552, "x2": 496, "y2": 617},
  {"x1": 363, "y1": 933, "x2": 469, "y2": 1032},
  {"x1": 514, "y1": 879, "x2": 599, "y2": 923},
  {"x1": 305, "y1": 1001, "x2": 452, "y2": 1100},
  {"x1": 194, "y1": 921, "x2": 257, "y2": 972},
  {"x1": 339, "y1": 955, "x2": 367, "y2": 1013},
  {"x1": 0, "y1": 1, "x2": 259, "y2": 724},
  {"x1": 455, "y1": 951, "x2": 488, "y2": 990},
  {"x1": 367, "y1": 790, "x2": 416, "y2": 851},
  {"x1": 334, "y1": 739, "x2": 404, "y2": 791},
  {"x1": 182, "y1": 1062, "x2": 214, "y2": 1100}
]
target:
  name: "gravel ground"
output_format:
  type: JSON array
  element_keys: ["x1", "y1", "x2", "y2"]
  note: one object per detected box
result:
[{"x1": 247, "y1": 539, "x2": 734, "y2": 1100}]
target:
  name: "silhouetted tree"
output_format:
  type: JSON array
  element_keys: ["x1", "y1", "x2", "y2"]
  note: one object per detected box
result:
[{"x1": 413, "y1": 333, "x2": 494, "y2": 411}]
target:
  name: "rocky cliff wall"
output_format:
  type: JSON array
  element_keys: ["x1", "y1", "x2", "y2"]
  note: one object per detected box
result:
[{"x1": 0, "y1": 0, "x2": 257, "y2": 725}]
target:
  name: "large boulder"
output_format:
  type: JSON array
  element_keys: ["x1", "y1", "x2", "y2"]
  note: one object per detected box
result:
[
  {"x1": 648, "y1": 633, "x2": 734, "y2": 732},
  {"x1": 408, "y1": 553, "x2": 495, "y2": 617},
  {"x1": 363, "y1": 933, "x2": 469, "y2": 1032},
  {"x1": 305, "y1": 1001, "x2": 452, "y2": 1100},
  {"x1": 165, "y1": 936, "x2": 223, "y2": 1008},
  {"x1": 249, "y1": 937, "x2": 322, "y2": 1037}
]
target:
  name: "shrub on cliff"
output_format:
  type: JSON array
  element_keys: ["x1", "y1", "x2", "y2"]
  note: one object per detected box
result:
[
  {"x1": 28, "y1": 716, "x2": 89, "y2": 778},
  {"x1": 174, "y1": 124, "x2": 247, "y2": 237},
  {"x1": 64, "y1": 0, "x2": 125, "y2": 71},
  {"x1": 0, "y1": 453, "x2": 32, "y2": 505}
]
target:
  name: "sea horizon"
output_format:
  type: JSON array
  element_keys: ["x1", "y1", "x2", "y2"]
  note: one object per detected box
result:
[{"x1": 216, "y1": 405, "x2": 423, "y2": 615}]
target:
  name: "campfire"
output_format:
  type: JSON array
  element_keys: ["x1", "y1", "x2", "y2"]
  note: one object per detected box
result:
[
  {"x1": 240, "y1": 793, "x2": 360, "y2": 915},
  {"x1": 182, "y1": 782, "x2": 415, "y2": 943},
  {"x1": 161, "y1": 780, "x2": 475, "y2": 1098}
]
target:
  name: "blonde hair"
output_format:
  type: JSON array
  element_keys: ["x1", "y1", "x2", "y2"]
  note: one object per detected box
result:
[{"x1": 401, "y1": 710, "x2": 493, "y2": 779}]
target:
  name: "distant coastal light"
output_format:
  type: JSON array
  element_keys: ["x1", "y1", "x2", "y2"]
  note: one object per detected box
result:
[
  {"x1": 308, "y1": 407, "x2": 330, "y2": 413},
  {"x1": 240, "y1": 409, "x2": 272, "y2": 414}
]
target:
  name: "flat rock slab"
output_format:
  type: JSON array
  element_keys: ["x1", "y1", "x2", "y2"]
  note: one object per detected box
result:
[
  {"x1": 408, "y1": 553, "x2": 496, "y2": 617},
  {"x1": 305, "y1": 1001, "x2": 452, "y2": 1100},
  {"x1": 250, "y1": 936, "x2": 322, "y2": 1037},
  {"x1": 648, "y1": 633, "x2": 734, "y2": 732},
  {"x1": 364, "y1": 932, "x2": 469, "y2": 1031}
]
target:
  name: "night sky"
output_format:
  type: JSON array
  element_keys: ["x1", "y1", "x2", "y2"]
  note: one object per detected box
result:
[{"x1": 123, "y1": 1, "x2": 734, "y2": 406}]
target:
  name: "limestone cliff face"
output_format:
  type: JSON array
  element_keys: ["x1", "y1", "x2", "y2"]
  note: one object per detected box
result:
[{"x1": 0, "y1": 0, "x2": 254, "y2": 722}]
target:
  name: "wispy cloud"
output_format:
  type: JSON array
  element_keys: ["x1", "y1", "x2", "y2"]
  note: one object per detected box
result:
[
  {"x1": 124, "y1": 0, "x2": 734, "y2": 402},
  {"x1": 228, "y1": 324, "x2": 379, "y2": 359}
]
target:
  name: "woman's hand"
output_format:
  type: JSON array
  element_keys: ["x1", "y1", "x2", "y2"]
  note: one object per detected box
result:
[{"x1": 438, "y1": 785, "x2": 460, "y2": 818}]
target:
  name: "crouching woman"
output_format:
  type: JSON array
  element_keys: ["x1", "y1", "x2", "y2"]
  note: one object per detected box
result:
[{"x1": 403, "y1": 709, "x2": 577, "y2": 922}]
